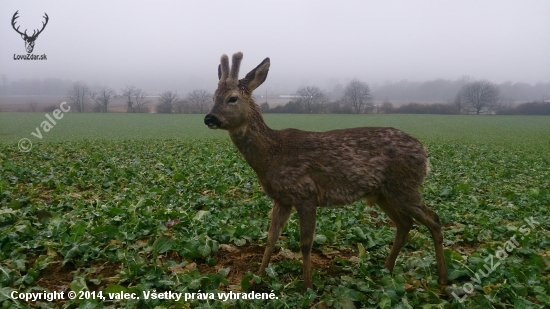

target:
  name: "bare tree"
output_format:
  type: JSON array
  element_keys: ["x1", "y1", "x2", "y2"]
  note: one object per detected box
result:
[
  {"x1": 380, "y1": 98, "x2": 394, "y2": 114},
  {"x1": 453, "y1": 93, "x2": 464, "y2": 114},
  {"x1": 27, "y1": 99, "x2": 38, "y2": 112},
  {"x1": 157, "y1": 91, "x2": 178, "y2": 114},
  {"x1": 133, "y1": 88, "x2": 149, "y2": 113},
  {"x1": 121, "y1": 85, "x2": 136, "y2": 112},
  {"x1": 187, "y1": 89, "x2": 212, "y2": 114},
  {"x1": 67, "y1": 81, "x2": 90, "y2": 112},
  {"x1": 327, "y1": 100, "x2": 353, "y2": 114},
  {"x1": 458, "y1": 80, "x2": 500, "y2": 114},
  {"x1": 173, "y1": 99, "x2": 188, "y2": 114},
  {"x1": 295, "y1": 86, "x2": 329, "y2": 113},
  {"x1": 91, "y1": 86, "x2": 117, "y2": 113},
  {"x1": 260, "y1": 102, "x2": 270, "y2": 113},
  {"x1": 343, "y1": 79, "x2": 373, "y2": 114}
]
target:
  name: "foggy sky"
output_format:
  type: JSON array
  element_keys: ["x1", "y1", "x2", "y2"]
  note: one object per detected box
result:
[{"x1": 1, "y1": 0, "x2": 549, "y2": 94}]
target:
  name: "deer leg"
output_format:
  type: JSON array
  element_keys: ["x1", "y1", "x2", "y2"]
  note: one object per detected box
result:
[
  {"x1": 295, "y1": 205, "x2": 317, "y2": 291},
  {"x1": 408, "y1": 203, "x2": 448, "y2": 285},
  {"x1": 376, "y1": 197, "x2": 413, "y2": 273},
  {"x1": 382, "y1": 187, "x2": 448, "y2": 285},
  {"x1": 391, "y1": 191, "x2": 447, "y2": 285},
  {"x1": 259, "y1": 201, "x2": 292, "y2": 275}
]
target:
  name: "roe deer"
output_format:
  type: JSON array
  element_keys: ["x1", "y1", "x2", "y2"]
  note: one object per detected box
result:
[{"x1": 204, "y1": 52, "x2": 448, "y2": 290}]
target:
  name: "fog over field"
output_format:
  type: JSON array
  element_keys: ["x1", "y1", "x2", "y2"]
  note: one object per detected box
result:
[{"x1": 1, "y1": 0, "x2": 549, "y2": 94}]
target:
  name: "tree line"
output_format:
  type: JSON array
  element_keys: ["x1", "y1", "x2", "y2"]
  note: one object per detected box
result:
[
  {"x1": 155, "y1": 89, "x2": 211, "y2": 114},
  {"x1": 63, "y1": 82, "x2": 213, "y2": 114},
  {"x1": 66, "y1": 83, "x2": 151, "y2": 113},
  {"x1": 371, "y1": 77, "x2": 550, "y2": 103},
  {"x1": 1, "y1": 74, "x2": 549, "y2": 115},
  {"x1": 66, "y1": 77, "x2": 549, "y2": 114},
  {"x1": 261, "y1": 79, "x2": 550, "y2": 115}
]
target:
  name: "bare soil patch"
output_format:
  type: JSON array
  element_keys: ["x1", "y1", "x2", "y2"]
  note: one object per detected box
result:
[{"x1": 198, "y1": 244, "x2": 358, "y2": 289}]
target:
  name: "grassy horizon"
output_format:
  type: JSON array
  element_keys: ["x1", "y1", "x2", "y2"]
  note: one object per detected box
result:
[{"x1": 2, "y1": 113, "x2": 550, "y2": 147}]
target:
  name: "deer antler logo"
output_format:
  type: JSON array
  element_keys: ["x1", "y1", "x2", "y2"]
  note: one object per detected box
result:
[{"x1": 12, "y1": 10, "x2": 49, "y2": 54}]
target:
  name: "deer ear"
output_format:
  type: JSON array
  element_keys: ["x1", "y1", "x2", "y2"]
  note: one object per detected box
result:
[
  {"x1": 243, "y1": 57, "x2": 270, "y2": 91},
  {"x1": 218, "y1": 64, "x2": 222, "y2": 80}
]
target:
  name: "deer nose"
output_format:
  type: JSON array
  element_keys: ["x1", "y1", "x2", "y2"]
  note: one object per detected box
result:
[{"x1": 204, "y1": 114, "x2": 221, "y2": 127}]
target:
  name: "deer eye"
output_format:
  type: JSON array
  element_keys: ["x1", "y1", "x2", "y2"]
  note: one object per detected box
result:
[{"x1": 228, "y1": 96, "x2": 238, "y2": 103}]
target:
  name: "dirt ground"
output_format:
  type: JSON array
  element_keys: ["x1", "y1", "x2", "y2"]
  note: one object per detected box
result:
[{"x1": 29, "y1": 244, "x2": 357, "y2": 306}]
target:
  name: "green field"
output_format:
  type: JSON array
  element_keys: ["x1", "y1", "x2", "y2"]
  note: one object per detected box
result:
[
  {"x1": 2, "y1": 113, "x2": 550, "y2": 145},
  {"x1": 1, "y1": 113, "x2": 549, "y2": 308}
]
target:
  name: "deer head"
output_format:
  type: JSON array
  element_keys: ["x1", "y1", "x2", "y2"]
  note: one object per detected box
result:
[
  {"x1": 12, "y1": 11, "x2": 49, "y2": 53},
  {"x1": 204, "y1": 52, "x2": 270, "y2": 132}
]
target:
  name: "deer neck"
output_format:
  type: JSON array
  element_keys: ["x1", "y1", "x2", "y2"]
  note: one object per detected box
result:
[{"x1": 229, "y1": 104, "x2": 275, "y2": 174}]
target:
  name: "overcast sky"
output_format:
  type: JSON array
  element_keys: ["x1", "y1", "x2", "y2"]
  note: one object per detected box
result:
[{"x1": 1, "y1": 0, "x2": 549, "y2": 94}]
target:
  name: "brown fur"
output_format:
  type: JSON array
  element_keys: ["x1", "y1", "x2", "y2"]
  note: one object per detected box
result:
[{"x1": 204, "y1": 52, "x2": 448, "y2": 290}]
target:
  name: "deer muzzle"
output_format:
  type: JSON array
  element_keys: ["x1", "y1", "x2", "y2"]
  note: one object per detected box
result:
[{"x1": 204, "y1": 114, "x2": 222, "y2": 129}]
